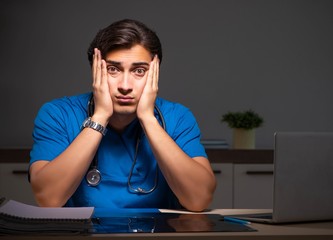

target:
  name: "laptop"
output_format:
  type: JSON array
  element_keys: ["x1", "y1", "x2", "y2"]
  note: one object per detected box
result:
[{"x1": 232, "y1": 132, "x2": 333, "y2": 224}]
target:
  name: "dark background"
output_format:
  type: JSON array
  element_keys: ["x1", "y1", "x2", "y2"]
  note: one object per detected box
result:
[{"x1": 1, "y1": 0, "x2": 333, "y2": 149}]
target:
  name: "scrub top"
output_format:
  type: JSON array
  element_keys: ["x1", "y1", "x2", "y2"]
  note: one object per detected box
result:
[{"x1": 30, "y1": 92, "x2": 207, "y2": 209}]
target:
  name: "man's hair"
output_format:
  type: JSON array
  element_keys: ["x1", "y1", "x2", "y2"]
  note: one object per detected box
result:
[{"x1": 87, "y1": 19, "x2": 162, "y2": 66}]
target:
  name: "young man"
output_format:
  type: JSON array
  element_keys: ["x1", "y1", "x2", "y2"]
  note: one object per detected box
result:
[{"x1": 29, "y1": 19, "x2": 216, "y2": 212}]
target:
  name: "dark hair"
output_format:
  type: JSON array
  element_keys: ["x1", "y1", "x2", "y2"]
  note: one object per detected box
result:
[{"x1": 87, "y1": 19, "x2": 162, "y2": 66}]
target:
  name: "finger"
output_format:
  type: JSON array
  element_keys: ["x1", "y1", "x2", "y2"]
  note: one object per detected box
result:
[
  {"x1": 153, "y1": 55, "x2": 159, "y2": 90},
  {"x1": 146, "y1": 56, "x2": 155, "y2": 88},
  {"x1": 150, "y1": 55, "x2": 158, "y2": 88},
  {"x1": 149, "y1": 55, "x2": 157, "y2": 89},
  {"x1": 101, "y1": 59, "x2": 108, "y2": 88},
  {"x1": 94, "y1": 49, "x2": 102, "y2": 86},
  {"x1": 92, "y1": 48, "x2": 98, "y2": 84}
]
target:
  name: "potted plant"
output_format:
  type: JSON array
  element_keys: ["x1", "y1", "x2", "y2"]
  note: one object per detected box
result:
[{"x1": 221, "y1": 110, "x2": 264, "y2": 149}]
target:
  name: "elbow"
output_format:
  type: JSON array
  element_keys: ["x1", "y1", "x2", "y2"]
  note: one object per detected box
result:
[
  {"x1": 181, "y1": 193, "x2": 214, "y2": 212},
  {"x1": 181, "y1": 186, "x2": 216, "y2": 212},
  {"x1": 31, "y1": 181, "x2": 66, "y2": 207},
  {"x1": 34, "y1": 193, "x2": 65, "y2": 207},
  {"x1": 32, "y1": 186, "x2": 66, "y2": 207},
  {"x1": 30, "y1": 171, "x2": 67, "y2": 207},
  {"x1": 29, "y1": 162, "x2": 65, "y2": 207}
]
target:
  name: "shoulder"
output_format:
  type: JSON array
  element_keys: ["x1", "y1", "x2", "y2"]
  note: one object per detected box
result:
[
  {"x1": 155, "y1": 97, "x2": 198, "y2": 132},
  {"x1": 155, "y1": 98, "x2": 206, "y2": 158},
  {"x1": 38, "y1": 93, "x2": 91, "y2": 118},
  {"x1": 41, "y1": 92, "x2": 91, "y2": 111},
  {"x1": 155, "y1": 97, "x2": 191, "y2": 116},
  {"x1": 34, "y1": 92, "x2": 91, "y2": 131}
]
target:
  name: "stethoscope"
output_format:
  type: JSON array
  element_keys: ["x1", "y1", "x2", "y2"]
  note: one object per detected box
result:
[{"x1": 85, "y1": 94, "x2": 165, "y2": 194}]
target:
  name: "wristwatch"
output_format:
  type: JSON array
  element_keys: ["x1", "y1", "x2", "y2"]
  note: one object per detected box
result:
[{"x1": 82, "y1": 117, "x2": 107, "y2": 136}]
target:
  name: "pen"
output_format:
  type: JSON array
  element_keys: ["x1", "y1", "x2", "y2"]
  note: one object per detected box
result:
[{"x1": 224, "y1": 217, "x2": 251, "y2": 225}]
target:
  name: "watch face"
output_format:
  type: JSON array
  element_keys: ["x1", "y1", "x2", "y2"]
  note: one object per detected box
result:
[
  {"x1": 86, "y1": 168, "x2": 101, "y2": 186},
  {"x1": 82, "y1": 117, "x2": 107, "y2": 136},
  {"x1": 83, "y1": 118, "x2": 91, "y2": 127}
]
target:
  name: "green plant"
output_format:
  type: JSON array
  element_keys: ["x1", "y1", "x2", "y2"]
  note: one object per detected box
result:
[{"x1": 221, "y1": 110, "x2": 264, "y2": 130}]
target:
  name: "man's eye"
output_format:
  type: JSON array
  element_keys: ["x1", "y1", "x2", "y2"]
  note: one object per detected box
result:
[
  {"x1": 133, "y1": 68, "x2": 146, "y2": 77},
  {"x1": 107, "y1": 66, "x2": 119, "y2": 74}
]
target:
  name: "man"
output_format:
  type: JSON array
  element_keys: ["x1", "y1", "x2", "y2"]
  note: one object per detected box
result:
[{"x1": 29, "y1": 19, "x2": 216, "y2": 212}]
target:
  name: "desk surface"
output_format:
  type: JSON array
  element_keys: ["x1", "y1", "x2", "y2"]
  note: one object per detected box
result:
[
  {"x1": 1, "y1": 209, "x2": 333, "y2": 240},
  {"x1": 1, "y1": 222, "x2": 333, "y2": 240}
]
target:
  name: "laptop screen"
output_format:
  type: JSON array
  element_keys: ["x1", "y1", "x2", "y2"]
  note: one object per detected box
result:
[{"x1": 272, "y1": 132, "x2": 333, "y2": 223}]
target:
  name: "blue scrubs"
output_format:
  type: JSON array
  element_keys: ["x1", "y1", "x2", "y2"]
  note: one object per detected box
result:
[{"x1": 30, "y1": 93, "x2": 207, "y2": 209}]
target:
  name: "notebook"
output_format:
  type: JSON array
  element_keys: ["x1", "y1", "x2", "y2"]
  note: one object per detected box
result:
[
  {"x1": 232, "y1": 132, "x2": 333, "y2": 224},
  {"x1": 0, "y1": 199, "x2": 94, "y2": 235}
]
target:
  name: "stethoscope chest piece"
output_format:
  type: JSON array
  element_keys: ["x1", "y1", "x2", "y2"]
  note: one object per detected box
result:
[{"x1": 86, "y1": 168, "x2": 101, "y2": 186}]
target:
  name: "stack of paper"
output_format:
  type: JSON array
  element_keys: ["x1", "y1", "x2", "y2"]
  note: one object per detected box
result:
[{"x1": 0, "y1": 199, "x2": 94, "y2": 235}]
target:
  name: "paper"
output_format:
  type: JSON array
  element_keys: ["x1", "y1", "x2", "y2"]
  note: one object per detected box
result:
[
  {"x1": 0, "y1": 200, "x2": 94, "y2": 235},
  {"x1": 159, "y1": 208, "x2": 272, "y2": 216},
  {"x1": 0, "y1": 200, "x2": 94, "y2": 220}
]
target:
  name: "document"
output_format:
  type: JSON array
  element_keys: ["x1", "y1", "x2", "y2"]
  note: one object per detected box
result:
[{"x1": 0, "y1": 199, "x2": 94, "y2": 235}]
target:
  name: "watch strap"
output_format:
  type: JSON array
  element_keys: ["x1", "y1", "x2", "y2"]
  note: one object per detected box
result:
[{"x1": 82, "y1": 117, "x2": 107, "y2": 136}]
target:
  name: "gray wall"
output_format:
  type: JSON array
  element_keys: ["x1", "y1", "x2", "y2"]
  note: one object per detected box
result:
[{"x1": 1, "y1": 0, "x2": 333, "y2": 149}]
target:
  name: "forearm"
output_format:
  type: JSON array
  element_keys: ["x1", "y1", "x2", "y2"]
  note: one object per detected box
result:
[
  {"x1": 31, "y1": 48, "x2": 113, "y2": 207},
  {"x1": 30, "y1": 127, "x2": 103, "y2": 207},
  {"x1": 140, "y1": 117, "x2": 216, "y2": 211}
]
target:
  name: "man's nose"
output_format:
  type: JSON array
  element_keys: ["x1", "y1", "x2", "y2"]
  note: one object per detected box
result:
[{"x1": 118, "y1": 72, "x2": 133, "y2": 94}]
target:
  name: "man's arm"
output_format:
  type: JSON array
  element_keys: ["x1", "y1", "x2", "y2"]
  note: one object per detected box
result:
[
  {"x1": 137, "y1": 57, "x2": 216, "y2": 212},
  {"x1": 30, "y1": 127, "x2": 104, "y2": 207},
  {"x1": 141, "y1": 117, "x2": 216, "y2": 211},
  {"x1": 30, "y1": 49, "x2": 113, "y2": 207}
]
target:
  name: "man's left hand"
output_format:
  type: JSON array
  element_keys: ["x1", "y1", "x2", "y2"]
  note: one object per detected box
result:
[{"x1": 137, "y1": 55, "x2": 159, "y2": 120}]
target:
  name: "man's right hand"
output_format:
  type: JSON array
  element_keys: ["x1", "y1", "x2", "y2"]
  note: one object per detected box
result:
[{"x1": 91, "y1": 48, "x2": 113, "y2": 126}]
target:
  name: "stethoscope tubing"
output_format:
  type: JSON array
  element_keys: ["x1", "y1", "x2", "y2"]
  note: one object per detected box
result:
[{"x1": 85, "y1": 94, "x2": 165, "y2": 191}]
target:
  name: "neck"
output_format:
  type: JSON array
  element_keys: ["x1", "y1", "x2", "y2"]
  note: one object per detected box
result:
[{"x1": 108, "y1": 113, "x2": 137, "y2": 132}]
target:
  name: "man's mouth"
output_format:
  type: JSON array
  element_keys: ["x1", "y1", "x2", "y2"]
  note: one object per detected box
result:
[{"x1": 116, "y1": 96, "x2": 135, "y2": 104}]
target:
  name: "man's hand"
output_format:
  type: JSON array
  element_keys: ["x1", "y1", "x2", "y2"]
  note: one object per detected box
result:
[
  {"x1": 137, "y1": 55, "x2": 159, "y2": 121},
  {"x1": 91, "y1": 48, "x2": 113, "y2": 126}
]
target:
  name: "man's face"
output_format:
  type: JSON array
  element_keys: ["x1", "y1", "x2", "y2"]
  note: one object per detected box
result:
[{"x1": 105, "y1": 44, "x2": 152, "y2": 116}]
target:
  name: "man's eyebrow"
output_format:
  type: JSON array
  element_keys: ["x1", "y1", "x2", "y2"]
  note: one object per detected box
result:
[
  {"x1": 105, "y1": 60, "x2": 121, "y2": 66},
  {"x1": 132, "y1": 62, "x2": 150, "y2": 67},
  {"x1": 105, "y1": 60, "x2": 149, "y2": 67}
]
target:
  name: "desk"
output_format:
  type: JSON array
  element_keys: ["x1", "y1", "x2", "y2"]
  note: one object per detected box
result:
[
  {"x1": 1, "y1": 222, "x2": 333, "y2": 240},
  {"x1": 1, "y1": 209, "x2": 333, "y2": 240}
]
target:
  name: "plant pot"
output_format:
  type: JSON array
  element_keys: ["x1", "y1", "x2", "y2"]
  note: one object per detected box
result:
[{"x1": 232, "y1": 128, "x2": 255, "y2": 149}]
